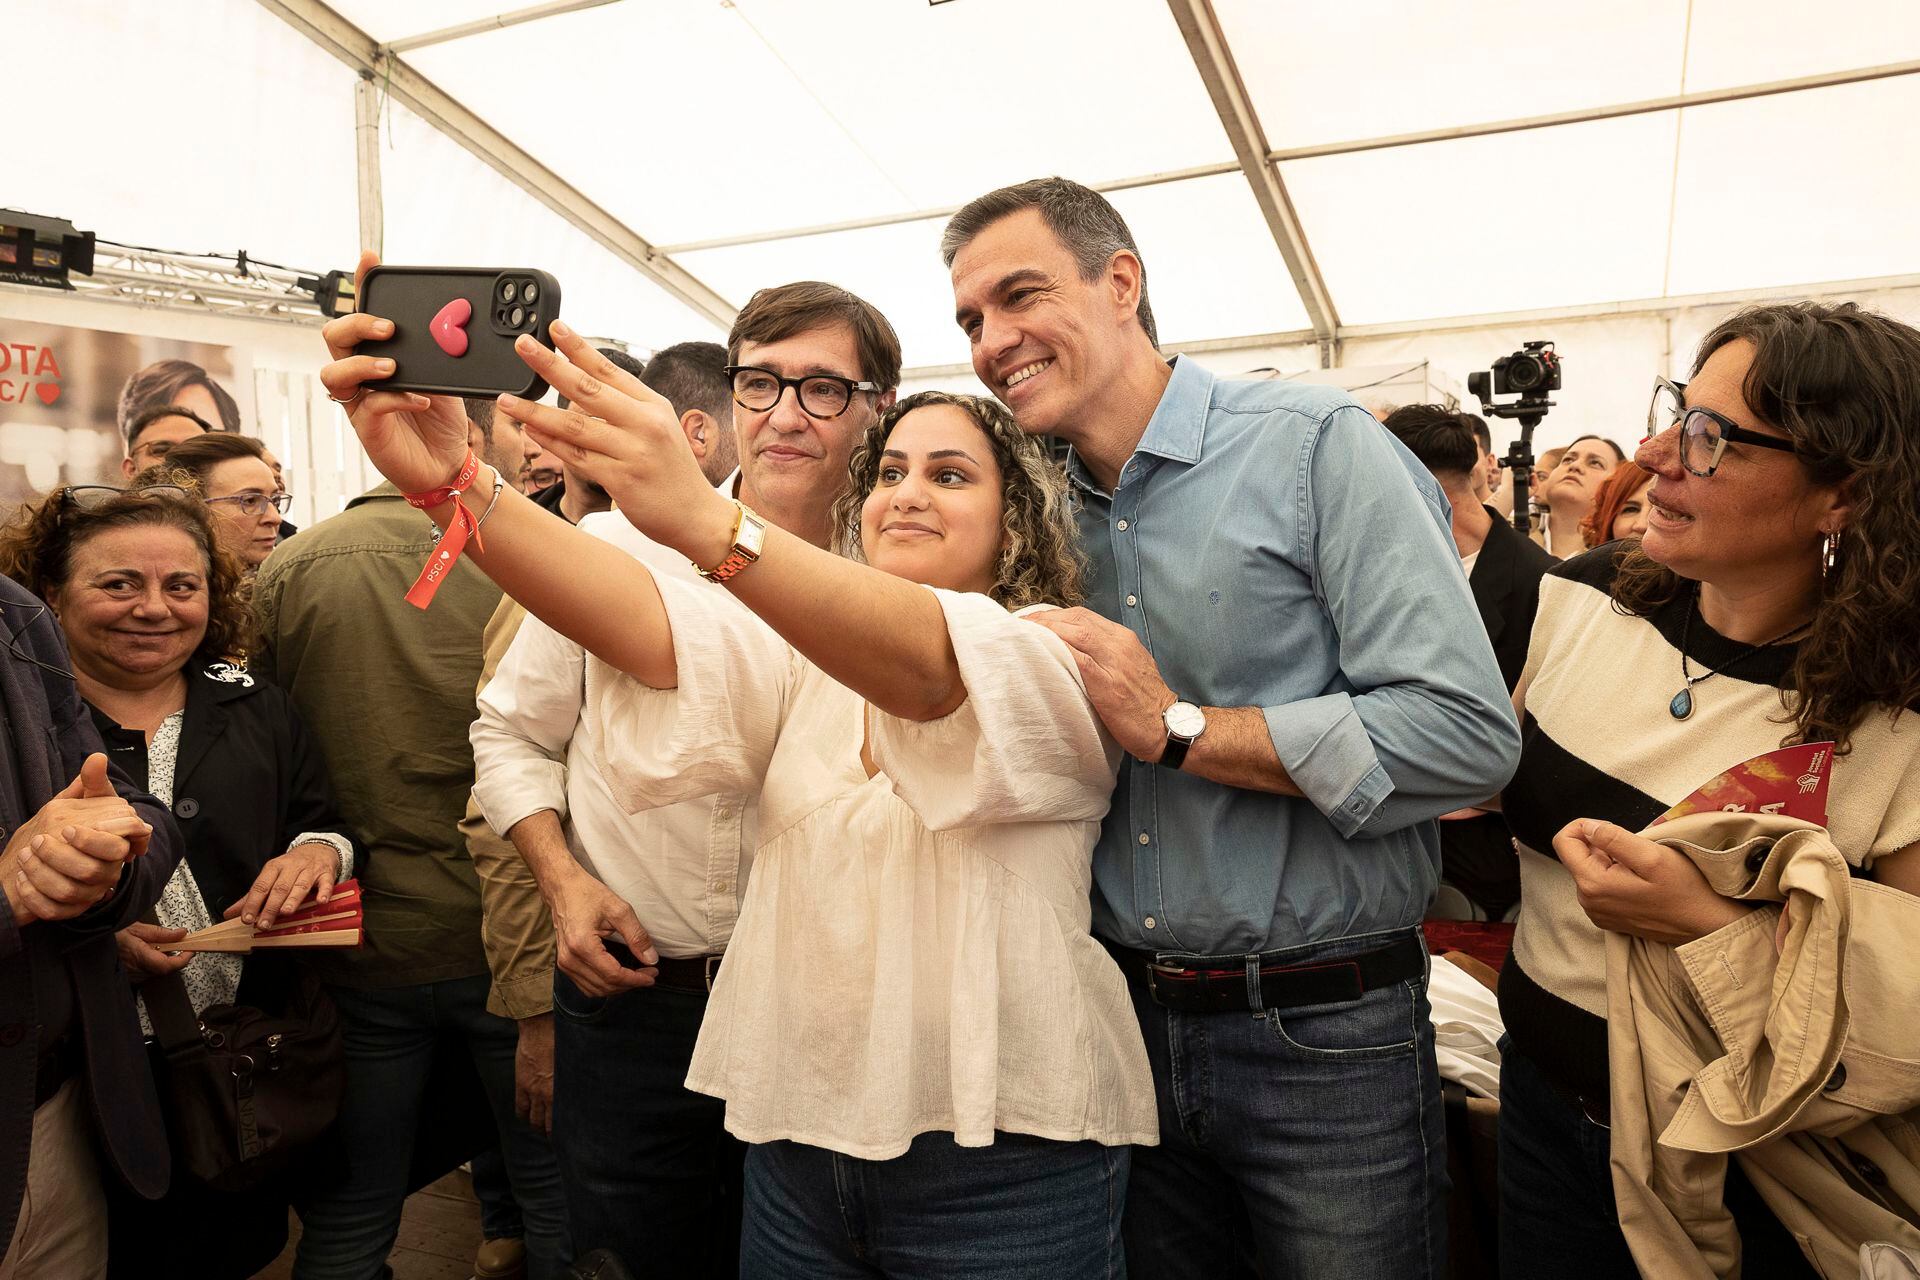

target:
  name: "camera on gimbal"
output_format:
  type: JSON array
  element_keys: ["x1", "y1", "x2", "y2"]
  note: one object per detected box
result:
[
  {"x1": 1467, "y1": 340, "x2": 1561, "y2": 407},
  {"x1": 1467, "y1": 340, "x2": 1563, "y2": 531}
]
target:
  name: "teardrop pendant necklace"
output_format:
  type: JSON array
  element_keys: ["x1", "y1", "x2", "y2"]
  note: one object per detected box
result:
[{"x1": 1670, "y1": 586, "x2": 1811, "y2": 720}]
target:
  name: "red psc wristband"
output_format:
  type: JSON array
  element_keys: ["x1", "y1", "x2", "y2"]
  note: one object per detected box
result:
[{"x1": 401, "y1": 451, "x2": 485, "y2": 610}]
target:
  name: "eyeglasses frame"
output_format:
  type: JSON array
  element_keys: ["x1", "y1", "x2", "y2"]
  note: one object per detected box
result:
[
  {"x1": 61, "y1": 483, "x2": 195, "y2": 509},
  {"x1": 1648, "y1": 375, "x2": 1798, "y2": 478},
  {"x1": 205, "y1": 490, "x2": 292, "y2": 517},
  {"x1": 723, "y1": 364, "x2": 880, "y2": 421}
]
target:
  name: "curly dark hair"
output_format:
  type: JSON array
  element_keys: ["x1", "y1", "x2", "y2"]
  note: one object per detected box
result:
[
  {"x1": 831, "y1": 390, "x2": 1084, "y2": 610},
  {"x1": 0, "y1": 484, "x2": 255, "y2": 662},
  {"x1": 1613, "y1": 301, "x2": 1920, "y2": 750}
]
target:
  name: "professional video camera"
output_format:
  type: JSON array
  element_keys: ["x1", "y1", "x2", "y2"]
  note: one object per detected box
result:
[
  {"x1": 1467, "y1": 340, "x2": 1562, "y2": 531},
  {"x1": 1468, "y1": 340, "x2": 1561, "y2": 405}
]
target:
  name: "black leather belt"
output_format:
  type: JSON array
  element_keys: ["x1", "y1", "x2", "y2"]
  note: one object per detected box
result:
[
  {"x1": 651, "y1": 953, "x2": 723, "y2": 995},
  {"x1": 33, "y1": 1033, "x2": 75, "y2": 1108},
  {"x1": 1109, "y1": 933, "x2": 1426, "y2": 1014}
]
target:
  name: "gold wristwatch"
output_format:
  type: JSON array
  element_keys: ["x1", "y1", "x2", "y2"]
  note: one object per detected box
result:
[{"x1": 695, "y1": 500, "x2": 768, "y2": 584}]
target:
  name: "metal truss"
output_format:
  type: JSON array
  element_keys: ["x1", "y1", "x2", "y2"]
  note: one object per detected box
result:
[{"x1": 7, "y1": 246, "x2": 329, "y2": 326}]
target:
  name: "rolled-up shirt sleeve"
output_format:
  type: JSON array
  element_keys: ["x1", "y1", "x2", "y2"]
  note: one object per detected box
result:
[
  {"x1": 472, "y1": 614, "x2": 585, "y2": 838},
  {"x1": 583, "y1": 573, "x2": 795, "y2": 815},
  {"x1": 869, "y1": 590, "x2": 1122, "y2": 832},
  {"x1": 1266, "y1": 407, "x2": 1520, "y2": 838}
]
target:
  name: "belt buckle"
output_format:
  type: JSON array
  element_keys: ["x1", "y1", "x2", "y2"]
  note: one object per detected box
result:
[
  {"x1": 1145, "y1": 960, "x2": 1198, "y2": 1008},
  {"x1": 703, "y1": 953, "x2": 723, "y2": 993}
]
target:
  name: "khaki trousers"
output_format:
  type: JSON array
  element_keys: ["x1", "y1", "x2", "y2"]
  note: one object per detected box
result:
[{"x1": 0, "y1": 1081, "x2": 107, "y2": 1280}]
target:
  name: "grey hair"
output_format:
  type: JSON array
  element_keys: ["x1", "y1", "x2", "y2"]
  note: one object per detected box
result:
[{"x1": 940, "y1": 177, "x2": 1158, "y2": 347}]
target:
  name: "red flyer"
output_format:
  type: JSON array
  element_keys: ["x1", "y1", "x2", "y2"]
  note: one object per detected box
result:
[{"x1": 1650, "y1": 742, "x2": 1834, "y2": 828}]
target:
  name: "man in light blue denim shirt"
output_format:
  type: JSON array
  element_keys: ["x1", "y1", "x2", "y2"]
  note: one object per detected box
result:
[{"x1": 944, "y1": 179, "x2": 1519, "y2": 1279}]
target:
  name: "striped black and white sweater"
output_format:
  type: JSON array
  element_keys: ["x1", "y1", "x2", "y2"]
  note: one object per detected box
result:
[{"x1": 1498, "y1": 546, "x2": 1920, "y2": 1108}]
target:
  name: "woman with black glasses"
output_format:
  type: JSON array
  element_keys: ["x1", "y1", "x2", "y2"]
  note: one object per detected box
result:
[
  {"x1": 134, "y1": 432, "x2": 289, "y2": 571},
  {"x1": 1495, "y1": 302, "x2": 1920, "y2": 1276}
]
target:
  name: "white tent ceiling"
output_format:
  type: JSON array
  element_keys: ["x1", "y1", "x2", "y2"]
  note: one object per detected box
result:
[{"x1": 14, "y1": 0, "x2": 1920, "y2": 451}]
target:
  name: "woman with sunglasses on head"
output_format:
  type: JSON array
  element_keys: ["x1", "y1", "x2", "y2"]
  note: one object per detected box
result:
[
  {"x1": 320, "y1": 279, "x2": 1155, "y2": 1278},
  {"x1": 0, "y1": 484, "x2": 354, "y2": 1278},
  {"x1": 133, "y1": 432, "x2": 289, "y2": 571},
  {"x1": 1496, "y1": 302, "x2": 1920, "y2": 1277}
]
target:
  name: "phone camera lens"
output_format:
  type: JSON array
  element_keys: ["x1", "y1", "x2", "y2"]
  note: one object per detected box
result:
[
  {"x1": 500, "y1": 281, "x2": 518, "y2": 303},
  {"x1": 509, "y1": 306, "x2": 526, "y2": 328},
  {"x1": 521, "y1": 282, "x2": 539, "y2": 304}
]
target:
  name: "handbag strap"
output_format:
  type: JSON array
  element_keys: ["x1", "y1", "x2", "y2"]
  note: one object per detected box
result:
[{"x1": 135, "y1": 907, "x2": 211, "y2": 1067}]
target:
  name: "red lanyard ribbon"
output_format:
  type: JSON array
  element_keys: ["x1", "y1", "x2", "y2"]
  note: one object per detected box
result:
[{"x1": 401, "y1": 451, "x2": 485, "y2": 610}]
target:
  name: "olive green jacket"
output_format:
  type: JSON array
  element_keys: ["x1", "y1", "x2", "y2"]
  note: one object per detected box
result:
[{"x1": 253, "y1": 485, "x2": 501, "y2": 988}]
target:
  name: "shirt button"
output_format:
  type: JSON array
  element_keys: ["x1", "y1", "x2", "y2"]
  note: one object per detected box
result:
[
  {"x1": 1116, "y1": 519, "x2": 1129, "y2": 531},
  {"x1": 1144, "y1": 916, "x2": 1156, "y2": 930},
  {"x1": 1138, "y1": 831, "x2": 1151, "y2": 845},
  {"x1": 1125, "y1": 594, "x2": 1137, "y2": 607}
]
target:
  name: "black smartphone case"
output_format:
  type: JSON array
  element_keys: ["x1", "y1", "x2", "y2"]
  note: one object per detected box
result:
[{"x1": 356, "y1": 266, "x2": 562, "y2": 400}]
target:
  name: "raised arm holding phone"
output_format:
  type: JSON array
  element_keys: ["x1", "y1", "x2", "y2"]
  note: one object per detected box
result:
[{"x1": 321, "y1": 252, "x2": 1158, "y2": 1279}]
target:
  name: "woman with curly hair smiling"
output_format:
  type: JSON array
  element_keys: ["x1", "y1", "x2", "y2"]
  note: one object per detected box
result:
[
  {"x1": 321, "y1": 295, "x2": 1156, "y2": 1277},
  {"x1": 1496, "y1": 301, "x2": 1920, "y2": 1276},
  {"x1": 829, "y1": 388, "x2": 1085, "y2": 606},
  {"x1": 0, "y1": 484, "x2": 354, "y2": 1277}
]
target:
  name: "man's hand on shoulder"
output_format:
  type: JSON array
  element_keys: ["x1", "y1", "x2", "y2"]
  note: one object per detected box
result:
[{"x1": 1027, "y1": 607, "x2": 1175, "y2": 761}]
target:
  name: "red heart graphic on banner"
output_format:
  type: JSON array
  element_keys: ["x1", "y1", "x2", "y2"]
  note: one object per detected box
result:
[
  {"x1": 34, "y1": 382, "x2": 59, "y2": 406},
  {"x1": 430, "y1": 298, "x2": 472, "y2": 358}
]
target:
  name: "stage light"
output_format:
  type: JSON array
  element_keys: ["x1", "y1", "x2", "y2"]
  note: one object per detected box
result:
[{"x1": 0, "y1": 211, "x2": 95, "y2": 290}]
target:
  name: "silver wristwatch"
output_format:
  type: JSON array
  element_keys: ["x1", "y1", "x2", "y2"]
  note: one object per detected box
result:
[{"x1": 1158, "y1": 700, "x2": 1207, "y2": 770}]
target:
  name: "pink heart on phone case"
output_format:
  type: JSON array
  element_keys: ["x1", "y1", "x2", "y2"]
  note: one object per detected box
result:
[{"x1": 430, "y1": 298, "x2": 472, "y2": 357}]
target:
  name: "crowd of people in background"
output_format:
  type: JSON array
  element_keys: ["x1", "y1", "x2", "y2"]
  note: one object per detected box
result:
[{"x1": 0, "y1": 175, "x2": 1917, "y2": 1280}]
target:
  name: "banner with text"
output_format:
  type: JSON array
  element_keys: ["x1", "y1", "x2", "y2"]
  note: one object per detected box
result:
[{"x1": 0, "y1": 318, "x2": 251, "y2": 507}]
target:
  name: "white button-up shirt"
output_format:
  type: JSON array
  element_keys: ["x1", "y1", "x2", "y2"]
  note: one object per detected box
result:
[{"x1": 470, "y1": 504, "x2": 757, "y2": 959}]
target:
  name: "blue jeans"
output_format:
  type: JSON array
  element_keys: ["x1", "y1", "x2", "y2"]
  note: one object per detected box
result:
[
  {"x1": 471, "y1": 1144, "x2": 522, "y2": 1240},
  {"x1": 1498, "y1": 1039, "x2": 1817, "y2": 1279},
  {"x1": 1119, "y1": 926, "x2": 1448, "y2": 1280},
  {"x1": 551, "y1": 972, "x2": 745, "y2": 1279},
  {"x1": 741, "y1": 1131, "x2": 1129, "y2": 1279},
  {"x1": 293, "y1": 975, "x2": 571, "y2": 1280}
]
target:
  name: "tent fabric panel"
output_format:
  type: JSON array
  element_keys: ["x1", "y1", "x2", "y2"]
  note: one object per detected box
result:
[
  {"x1": 377, "y1": 96, "x2": 726, "y2": 352},
  {"x1": 1214, "y1": 0, "x2": 1688, "y2": 150},
  {"x1": 1281, "y1": 113, "x2": 1678, "y2": 326},
  {"x1": 676, "y1": 172, "x2": 1311, "y2": 372},
  {"x1": 1681, "y1": 0, "x2": 1920, "y2": 90},
  {"x1": 18, "y1": 0, "x2": 359, "y2": 276},
  {"x1": 404, "y1": 0, "x2": 1234, "y2": 248},
  {"x1": 325, "y1": 0, "x2": 521, "y2": 44},
  {"x1": 1663, "y1": 77, "x2": 1920, "y2": 296}
]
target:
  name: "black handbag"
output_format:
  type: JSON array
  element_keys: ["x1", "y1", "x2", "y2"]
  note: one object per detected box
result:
[{"x1": 138, "y1": 965, "x2": 347, "y2": 1194}]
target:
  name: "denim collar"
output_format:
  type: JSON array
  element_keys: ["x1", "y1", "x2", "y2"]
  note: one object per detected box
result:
[{"x1": 1066, "y1": 355, "x2": 1213, "y2": 496}]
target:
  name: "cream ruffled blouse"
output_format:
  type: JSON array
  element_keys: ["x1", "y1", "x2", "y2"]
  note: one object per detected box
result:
[{"x1": 583, "y1": 578, "x2": 1159, "y2": 1160}]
